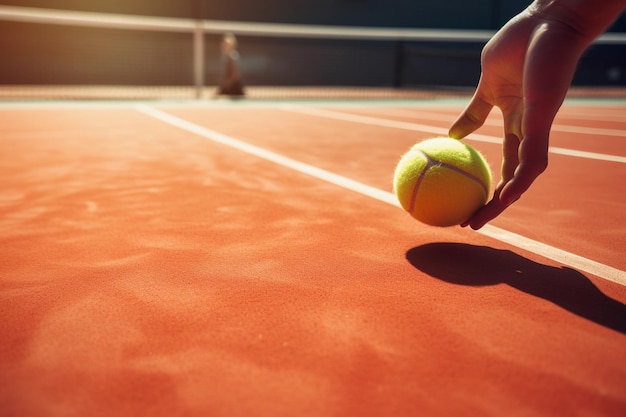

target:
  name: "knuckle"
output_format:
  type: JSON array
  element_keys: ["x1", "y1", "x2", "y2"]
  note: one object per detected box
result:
[{"x1": 522, "y1": 157, "x2": 548, "y2": 176}]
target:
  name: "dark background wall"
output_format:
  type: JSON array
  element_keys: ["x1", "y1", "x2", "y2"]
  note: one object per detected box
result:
[
  {"x1": 1, "y1": 0, "x2": 625, "y2": 87},
  {"x1": 2, "y1": 0, "x2": 624, "y2": 30},
  {"x1": 0, "y1": 0, "x2": 532, "y2": 28}
]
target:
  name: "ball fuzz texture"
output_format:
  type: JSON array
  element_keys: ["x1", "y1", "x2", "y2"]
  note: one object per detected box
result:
[{"x1": 393, "y1": 137, "x2": 492, "y2": 227}]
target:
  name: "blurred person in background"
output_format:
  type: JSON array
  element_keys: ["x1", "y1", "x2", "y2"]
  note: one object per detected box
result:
[{"x1": 215, "y1": 32, "x2": 245, "y2": 98}]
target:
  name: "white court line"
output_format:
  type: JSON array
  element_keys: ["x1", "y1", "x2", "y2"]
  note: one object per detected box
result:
[
  {"x1": 282, "y1": 105, "x2": 626, "y2": 164},
  {"x1": 136, "y1": 104, "x2": 626, "y2": 286},
  {"x1": 353, "y1": 106, "x2": 626, "y2": 138},
  {"x1": 559, "y1": 107, "x2": 626, "y2": 121}
]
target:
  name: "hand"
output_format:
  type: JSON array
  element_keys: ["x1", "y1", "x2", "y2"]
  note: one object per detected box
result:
[{"x1": 448, "y1": 8, "x2": 590, "y2": 229}]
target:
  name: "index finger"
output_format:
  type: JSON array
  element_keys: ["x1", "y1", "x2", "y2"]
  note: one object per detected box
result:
[{"x1": 449, "y1": 82, "x2": 494, "y2": 139}]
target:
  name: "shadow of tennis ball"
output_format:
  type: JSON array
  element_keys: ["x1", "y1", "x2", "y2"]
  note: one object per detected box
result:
[{"x1": 406, "y1": 242, "x2": 626, "y2": 335}]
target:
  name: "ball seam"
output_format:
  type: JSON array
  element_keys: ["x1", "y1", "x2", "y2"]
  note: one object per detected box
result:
[{"x1": 409, "y1": 150, "x2": 489, "y2": 215}]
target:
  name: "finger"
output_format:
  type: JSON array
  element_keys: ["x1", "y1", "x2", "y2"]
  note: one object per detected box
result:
[
  {"x1": 500, "y1": 133, "x2": 521, "y2": 184},
  {"x1": 502, "y1": 103, "x2": 554, "y2": 209},
  {"x1": 464, "y1": 134, "x2": 546, "y2": 229},
  {"x1": 460, "y1": 107, "x2": 522, "y2": 229},
  {"x1": 448, "y1": 82, "x2": 493, "y2": 139},
  {"x1": 462, "y1": 193, "x2": 510, "y2": 230},
  {"x1": 499, "y1": 133, "x2": 549, "y2": 206},
  {"x1": 499, "y1": 100, "x2": 524, "y2": 182},
  {"x1": 462, "y1": 139, "x2": 521, "y2": 228}
]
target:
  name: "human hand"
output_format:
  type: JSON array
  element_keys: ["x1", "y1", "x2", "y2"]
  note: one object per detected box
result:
[{"x1": 448, "y1": 8, "x2": 590, "y2": 229}]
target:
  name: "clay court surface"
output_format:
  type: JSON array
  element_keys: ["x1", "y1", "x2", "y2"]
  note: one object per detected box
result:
[{"x1": 1, "y1": 96, "x2": 625, "y2": 416}]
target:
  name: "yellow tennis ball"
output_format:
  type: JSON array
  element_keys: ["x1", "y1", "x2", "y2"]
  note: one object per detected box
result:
[{"x1": 393, "y1": 137, "x2": 492, "y2": 227}]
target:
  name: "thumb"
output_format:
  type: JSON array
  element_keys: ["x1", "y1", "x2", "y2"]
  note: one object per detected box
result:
[{"x1": 449, "y1": 89, "x2": 493, "y2": 139}]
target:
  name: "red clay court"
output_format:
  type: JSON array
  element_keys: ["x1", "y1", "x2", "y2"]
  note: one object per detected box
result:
[{"x1": 1, "y1": 92, "x2": 625, "y2": 416}]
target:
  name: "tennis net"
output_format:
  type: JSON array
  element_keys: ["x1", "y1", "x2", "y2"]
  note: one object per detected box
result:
[{"x1": 1, "y1": 5, "x2": 625, "y2": 100}]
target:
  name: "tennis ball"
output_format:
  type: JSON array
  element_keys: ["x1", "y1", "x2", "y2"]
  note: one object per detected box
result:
[{"x1": 393, "y1": 137, "x2": 492, "y2": 227}]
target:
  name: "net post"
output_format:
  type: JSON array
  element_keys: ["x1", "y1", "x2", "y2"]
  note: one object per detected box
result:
[{"x1": 193, "y1": 21, "x2": 205, "y2": 99}]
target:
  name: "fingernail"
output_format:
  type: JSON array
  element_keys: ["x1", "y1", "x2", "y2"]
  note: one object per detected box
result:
[
  {"x1": 471, "y1": 222, "x2": 484, "y2": 231},
  {"x1": 448, "y1": 129, "x2": 461, "y2": 140}
]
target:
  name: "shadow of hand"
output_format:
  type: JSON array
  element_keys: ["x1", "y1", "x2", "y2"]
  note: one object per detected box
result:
[{"x1": 406, "y1": 243, "x2": 626, "y2": 335}]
